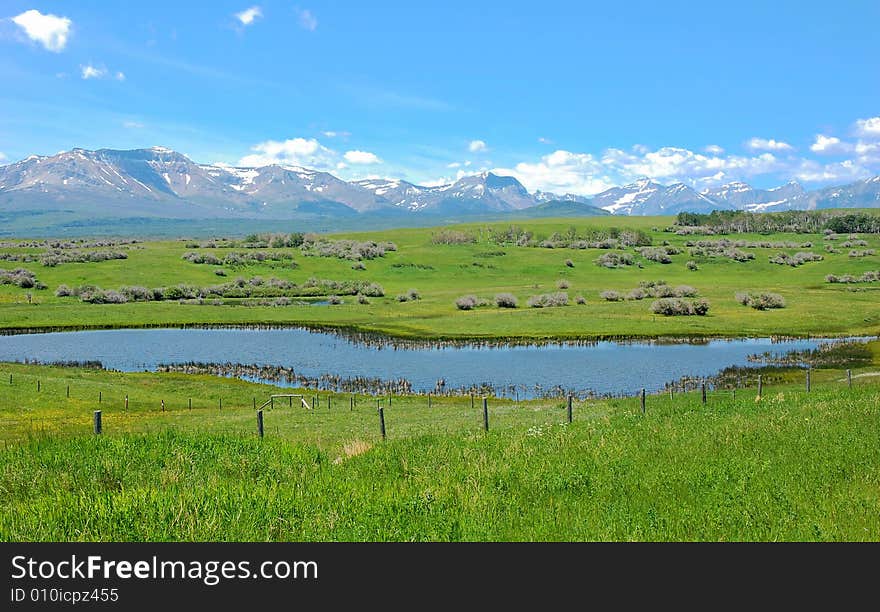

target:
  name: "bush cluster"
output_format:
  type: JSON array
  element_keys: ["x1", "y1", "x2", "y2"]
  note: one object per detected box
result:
[
  {"x1": 58, "y1": 277, "x2": 386, "y2": 304},
  {"x1": 40, "y1": 250, "x2": 128, "y2": 267},
  {"x1": 768, "y1": 252, "x2": 824, "y2": 267},
  {"x1": 431, "y1": 230, "x2": 477, "y2": 245},
  {"x1": 1, "y1": 268, "x2": 46, "y2": 289},
  {"x1": 396, "y1": 289, "x2": 421, "y2": 302},
  {"x1": 825, "y1": 271, "x2": 880, "y2": 284},
  {"x1": 595, "y1": 252, "x2": 634, "y2": 268},
  {"x1": 302, "y1": 237, "x2": 397, "y2": 261},
  {"x1": 735, "y1": 292, "x2": 786, "y2": 310},
  {"x1": 182, "y1": 251, "x2": 295, "y2": 266},
  {"x1": 527, "y1": 292, "x2": 569, "y2": 308},
  {"x1": 650, "y1": 298, "x2": 710, "y2": 316}
]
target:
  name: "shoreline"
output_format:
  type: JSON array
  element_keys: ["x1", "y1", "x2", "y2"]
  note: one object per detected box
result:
[{"x1": 1, "y1": 320, "x2": 877, "y2": 348}]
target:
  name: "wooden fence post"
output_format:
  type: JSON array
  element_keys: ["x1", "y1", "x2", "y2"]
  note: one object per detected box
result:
[
  {"x1": 219, "y1": 398, "x2": 222, "y2": 410},
  {"x1": 37, "y1": 380, "x2": 40, "y2": 392},
  {"x1": 640, "y1": 388, "x2": 646, "y2": 414},
  {"x1": 567, "y1": 394, "x2": 573, "y2": 424},
  {"x1": 806, "y1": 368, "x2": 811, "y2": 392},
  {"x1": 257, "y1": 410, "x2": 264, "y2": 438},
  {"x1": 482, "y1": 397, "x2": 489, "y2": 432},
  {"x1": 328, "y1": 395, "x2": 331, "y2": 410},
  {"x1": 470, "y1": 393, "x2": 474, "y2": 410},
  {"x1": 93, "y1": 410, "x2": 102, "y2": 435},
  {"x1": 758, "y1": 374, "x2": 763, "y2": 398},
  {"x1": 350, "y1": 395, "x2": 354, "y2": 411},
  {"x1": 66, "y1": 385, "x2": 70, "y2": 398},
  {"x1": 312, "y1": 396, "x2": 316, "y2": 410},
  {"x1": 428, "y1": 394, "x2": 432, "y2": 409},
  {"x1": 701, "y1": 382, "x2": 707, "y2": 405},
  {"x1": 98, "y1": 391, "x2": 101, "y2": 403},
  {"x1": 161, "y1": 399, "x2": 165, "y2": 412},
  {"x1": 271, "y1": 397, "x2": 275, "y2": 410},
  {"x1": 847, "y1": 369, "x2": 852, "y2": 389},
  {"x1": 378, "y1": 405, "x2": 386, "y2": 440},
  {"x1": 125, "y1": 395, "x2": 129, "y2": 411}
]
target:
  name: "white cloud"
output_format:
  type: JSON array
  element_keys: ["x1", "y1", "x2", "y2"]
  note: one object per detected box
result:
[
  {"x1": 855, "y1": 117, "x2": 880, "y2": 138},
  {"x1": 746, "y1": 138, "x2": 793, "y2": 152},
  {"x1": 321, "y1": 130, "x2": 350, "y2": 138},
  {"x1": 856, "y1": 141, "x2": 880, "y2": 155},
  {"x1": 447, "y1": 162, "x2": 461, "y2": 168},
  {"x1": 122, "y1": 120, "x2": 144, "y2": 129},
  {"x1": 343, "y1": 150, "x2": 382, "y2": 164},
  {"x1": 494, "y1": 144, "x2": 795, "y2": 196},
  {"x1": 235, "y1": 6, "x2": 262, "y2": 26},
  {"x1": 0, "y1": 151, "x2": 7, "y2": 162},
  {"x1": 115, "y1": 71, "x2": 126, "y2": 81},
  {"x1": 239, "y1": 137, "x2": 336, "y2": 169},
  {"x1": 11, "y1": 9, "x2": 72, "y2": 52},
  {"x1": 297, "y1": 9, "x2": 318, "y2": 31},
  {"x1": 538, "y1": 137, "x2": 553, "y2": 144},
  {"x1": 81, "y1": 64, "x2": 106, "y2": 80},
  {"x1": 795, "y1": 159, "x2": 869, "y2": 183},
  {"x1": 810, "y1": 134, "x2": 851, "y2": 154},
  {"x1": 704, "y1": 144, "x2": 725, "y2": 154},
  {"x1": 468, "y1": 140, "x2": 488, "y2": 153}
]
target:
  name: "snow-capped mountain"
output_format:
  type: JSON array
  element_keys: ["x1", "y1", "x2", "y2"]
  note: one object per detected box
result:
[
  {"x1": 1, "y1": 147, "x2": 879, "y2": 226},
  {"x1": 355, "y1": 172, "x2": 535, "y2": 213},
  {"x1": 591, "y1": 179, "x2": 727, "y2": 215},
  {"x1": 702, "y1": 180, "x2": 807, "y2": 212}
]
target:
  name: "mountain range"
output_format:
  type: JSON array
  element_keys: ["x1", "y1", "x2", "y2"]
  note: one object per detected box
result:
[{"x1": 1, "y1": 147, "x2": 879, "y2": 228}]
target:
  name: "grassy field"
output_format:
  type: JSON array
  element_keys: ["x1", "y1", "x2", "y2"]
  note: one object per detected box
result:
[
  {"x1": 1, "y1": 215, "x2": 879, "y2": 340},
  {"x1": 0, "y1": 360, "x2": 878, "y2": 541}
]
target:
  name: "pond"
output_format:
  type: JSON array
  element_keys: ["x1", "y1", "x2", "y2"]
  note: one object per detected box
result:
[{"x1": 0, "y1": 327, "x2": 865, "y2": 398}]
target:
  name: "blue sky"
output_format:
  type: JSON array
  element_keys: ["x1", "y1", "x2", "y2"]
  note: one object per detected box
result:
[{"x1": 1, "y1": 0, "x2": 879, "y2": 194}]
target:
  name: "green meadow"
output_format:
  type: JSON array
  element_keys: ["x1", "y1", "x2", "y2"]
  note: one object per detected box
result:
[
  {"x1": 1, "y1": 215, "x2": 879, "y2": 340},
  {"x1": 0, "y1": 359, "x2": 878, "y2": 541},
  {"x1": 2, "y1": 213, "x2": 880, "y2": 541}
]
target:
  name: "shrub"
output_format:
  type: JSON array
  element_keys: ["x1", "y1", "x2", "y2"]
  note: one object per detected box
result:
[
  {"x1": 407, "y1": 288, "x2": 421, "y2": 301},
  {"x1": 575, "y1": 295, "x2": 587, "y2": 305},
  {"x1": 556, "y1": 279, "x2": 570, "y2": 289},
  {"x1": 0, "y1": 268, "x2": 42, "y2": 289},
  {"x1": 692, "y1": 298, "x2": 711, "y2": 316},
  {"x1": 627, "y1": 288, "x2": 647, "y2": 301},
  {"x1": 215, "y1": 268, "x2": 227, "y2": 276},
  {"x1": 686, "y1": 260, "x2": 699, "y2": 271},
  {"x1": 327, "y1": 295, "x2": 343, "y2": 305},
  {"x1": 769, "y1": 252, "x2": 824, "y2": 267},
  {"x1": 357, "y1": 294, "x2": 370, "y2": 305},
  {"x1": 455, "y1": 295, "x2": 479, "y2": 310},
  {"x1": 736, "y1": 292, "x2": 786, "y2": 310},
  {"x1": 494, "y1": 293, "x2": 518, "y2": 308},
  {"x1": 431, "y1": 230, "x2": 477, "y2": 245},
  {"x1": 54, "y1": 284, "x2": 72, "y2": 297},
  {"x1": 600, "y1": 290, "x2": 622, "y2": 302},
  {"x1": 119, "y1": 286, "x2": 153, "y2": 302},
  {"x1": 638, "y1": 247, "x2": 673, "y2": 264},
  {"x1": 396, "y1": 294, "x2": 410, "y2": 302},
  {"x1": 527, "y1": 292, "x2": 569, "y2": 308},
  {"x1": 361, "y1": 283, "x2": 385, "y2": 297},
  {"x1": 352, "y1": 261, "x2": 366, "y2": 270},
  {"x1": 595, "y1": 252, "x2": 634, "y2": 268},
  {"x1": 564, "y1": 259, "x2": 574, "y2": 268},
  {"x1": 651, "y1": 298, "x2": 710, "y2": 316}
]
